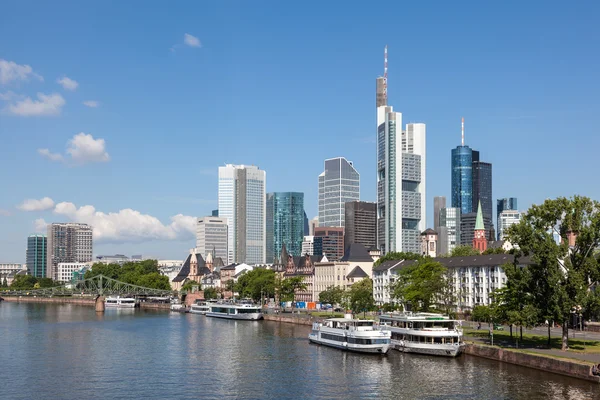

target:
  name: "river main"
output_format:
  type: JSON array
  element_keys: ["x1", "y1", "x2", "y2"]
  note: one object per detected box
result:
[{"x1": 1, "y1": 303, "x2": 597, "y2": 400}]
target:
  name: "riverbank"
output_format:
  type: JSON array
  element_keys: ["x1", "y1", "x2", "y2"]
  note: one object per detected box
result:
[
  {"x1": 1, "y1": 296, "x2": 171, "y2": 310},
  {"x1": 263, "y1": 313, "x2": 316, "y2": 326}
]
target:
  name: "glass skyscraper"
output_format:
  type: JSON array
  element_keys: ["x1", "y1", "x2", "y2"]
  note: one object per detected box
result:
[
  {"x1": 451, "y1": 146, "x2": 473, "y2": 214},
  {"x1": 266, "y1": 192, "x2": 304, "y2": 262},
  {"x1": 318, "y1": 157, "x2": 359, "y2": 227},
  {"x1": 472, "y1": 150, "x2": 493, "y2": 224},
  {"x1": 497, "y1": 198, "x2": 518, "y2": 239},
  {"x1": 26, "y1": 234, "x2": 47, "y2": 278}
]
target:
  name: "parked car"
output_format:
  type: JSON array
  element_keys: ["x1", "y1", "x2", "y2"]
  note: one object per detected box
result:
[{"x1": 493, "y1": 324, "x2": 504, "y2": 331}]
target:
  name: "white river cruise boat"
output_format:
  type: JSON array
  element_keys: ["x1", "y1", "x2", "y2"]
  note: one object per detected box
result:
[
  {"x1": 206, "y1": 302, "x2": 263, "y2": 320},
  {"x1": 379, "y1": 312, "x2": 464, "y2": 357},
  {"x1": 308, "y1": 317, "x2": 391, "y2": 354},
  {"x1": 190, "y1": 300, "x2": 210, "y2": 315},
  {"x1": 104, "y1": 296, "x2": 136, "y2": 309}
]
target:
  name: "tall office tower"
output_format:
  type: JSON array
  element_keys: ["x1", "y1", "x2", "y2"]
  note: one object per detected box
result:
[
  {"x1": 314, "y1": 227, "x2": 344, "y2": 261},
  {"x1": 309, "y1": 217, "x2": 319, "y2": 236},
  {"x1": 376, "y1": 81, "x2": 426, "y2": 254},
  {"x1": 218, "y1": 164, "x2": 266, "y2": 264},
  {"x1": 433, "y1": 196, "x2": 446, "y2": 230},
  {"x1": 344, "y1": 201, "x2": 377, "y2": 251},
  {"x1": 318, "y1": 157, "x2": 360, "y2": 227},
  {"x1": 26, "y1": 234, "x2": 47, "y2": 278},
  {"x1": 46, "y1": 223, "x2": 93, "y2": 280},
  {"x1": 451, "y1": 119, "x2": 473, "y2": 214},
  {"x1": 497, "y1": 198, "x2": 518, "y2": 239},
  {"x1": 302, "y1": 235, "x2": 323, "y2": 256},
  {"x1": 472, "y1": 150, "x2": 493, "y2": 227},
  {"x1": 438, "y1": 207, "x2": 460, "y2": 256},
  {"x1": 498, "y1": 210, "x2": 522, "y2": 240},
  {"x1": 303, "y1": 211, "x2": 309, "y2": 236},
  {"x1": 459, "y1": 212, "x2": 492, "y2": 247},
  {"x1": 266, "y1": 192, "x2": 304, "y2": 262},
  {"x1": 196, "y1": 217, "x2": 228, "y2": 261}
]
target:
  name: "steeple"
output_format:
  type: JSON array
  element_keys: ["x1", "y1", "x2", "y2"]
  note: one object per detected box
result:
[
  {"x1": 475, "y1": 201, "x2": 484, "y2": 230},
  {"x1": 473, "y1": 201, "x2": 487, "y2": 253}
]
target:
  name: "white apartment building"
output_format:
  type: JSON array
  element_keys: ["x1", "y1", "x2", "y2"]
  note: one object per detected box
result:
[
  {"x1": 218, "y1": 164, "x2": 266, "y2": 264},
  {"x1": 57, "y1": 262, "x2": 89, "y2": 283},
  {"x1": 196, "y1": 216, "x2": 228, "y2": 261},
  {"x1": 498, "y1": 210, "x2": 522, "y2": 240},
  {"x1": 0, "y1": 263, "x2": 27, "y2": 286},
  {"x1": 372, "y1": 260, "x2": 404, "y2": 305},
  {"x1": 47, "y1": 223, "x2": 93, "y2": 280}
]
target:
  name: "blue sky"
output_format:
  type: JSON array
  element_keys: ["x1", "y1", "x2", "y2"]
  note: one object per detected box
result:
[{"x1": 1, "y1": 1, "x2": 599, "y2": 262}]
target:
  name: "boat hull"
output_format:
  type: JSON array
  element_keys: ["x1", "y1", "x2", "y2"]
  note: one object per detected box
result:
[
  {"x1": 309, "y1": 335, "x2": 390, "y2": 354},
  {"x1": 190, "y1": 309, "x2": 208, "y2": 315},
  {"x1": 392, "y1": 341, "x2": 463, "y2": 357},
  {"x1": 206, "y1": 312, "x2": 263, "y2": 321}
]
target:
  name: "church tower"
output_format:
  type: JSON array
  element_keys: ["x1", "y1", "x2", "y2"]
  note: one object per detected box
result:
[{"x1": 472, "y1": 201, "x2": 487, "y2": 253}]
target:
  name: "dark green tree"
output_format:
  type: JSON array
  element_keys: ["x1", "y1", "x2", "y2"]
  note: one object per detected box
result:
[
  {"x1": 10, "y1": 275, "x2": 38, "y2": 289},
  {"x1": 349, "y1": 278, "x2": 375, "y2": 317},
  {"x1": 373, "y1": 252, "x2": 422, "y2": 267},
  {"x1": 203, "y1": 287, "x2": 219, "y2": 300},
  {"x1": 318, "y1": 286, "x2": 345, "y2": 306},
  {"x1": 281, "y1": 276, "x2": 307, "y2": 311},
  {"x1": 234, "y1": 269, "x2": 276, "y2": 302},
  {"x1": 392, "y1": 259, "x2": 447, "y2": 312},
  {"x1": 450, "y1": 245, "x2": 481, "y2": 257},
  {"x1": 136, "y1": 272, "x2": 171, "y2": 290},
  {"x1": 483, "y1": 247, "x2": 506, "y2": 255},
  {"x1": 181, "y1": 280, "x2": 200, "y2": 292}
]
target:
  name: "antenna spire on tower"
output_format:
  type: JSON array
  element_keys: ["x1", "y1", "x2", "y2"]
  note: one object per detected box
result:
[
  {"x1": 461, "y1": 117, "x2": 465, "y2": 146},
  {"x1": 383, "y1": 45, "x2": 388, "y2": 104}
]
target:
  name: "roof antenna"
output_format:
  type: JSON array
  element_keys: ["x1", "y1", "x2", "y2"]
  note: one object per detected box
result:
[
  {"x1": 461, "y1": 117, "x2": 465, "y2": 146},
  {"x1": 383, "y1": 45, "x2": 388, "y2": 104}
]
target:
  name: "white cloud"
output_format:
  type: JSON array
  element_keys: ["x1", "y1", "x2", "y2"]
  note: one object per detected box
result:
[
  {"x1": 34, "y1": 218, "x2": 48, "y2": 232},
  {"x1": 5, "y1": 92, "x2": 65, "y2": 116},
  {"x1": 37, "y1": 148, "x2": 64, "y2": 162},
  {"x1": 67, "y1": 133, "x2": 110, "y2": 163},
  {"x1": 18, "y1": 197, "x2": 55, "y2": 211},
  {"x1": 0, "y1": 91, "x2": 23, "y2": 101},
  {"x1": 184, "y1": 33, "x2": 201, "y2": 48},
  {"x1": 0, "y1": 209, "x2": 11, "y2": 216},
  {"x1": 57, "y1": 76, "x2": 78, "y2": 91},
  {"x1": 83, "y1": 100, "x2": 99, "y2": 108},
  {"x1": 0, "y1": 59, "x2": 43, "y2": 84},
  {"x1": 52, "y1": 201, "x2": 196, "y2": 242}
]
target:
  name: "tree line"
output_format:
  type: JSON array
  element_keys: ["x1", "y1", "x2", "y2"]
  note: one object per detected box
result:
[{"x1": 84, "y1": 259, "x2": 171, "y2": 290}]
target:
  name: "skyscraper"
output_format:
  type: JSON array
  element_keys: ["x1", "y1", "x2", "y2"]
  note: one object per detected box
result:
[
  {"x1": 376, "y1": 97, "x2": 426, "y2": 254},
  {"x1": 472, "y1": 150, "x2": 493, "y2": 226},
  {"x1": 318, "y1": 157, "x2": 360, "y2": 228},
  {"x1": 344, "y1": 201, "x2": 377, "y2": 251},
  {"x1": 498, "y1": 210, "x2": 522, "y2": 240},
  {"x1": 26, "y1": 234, "x2": 47, "y2": 278},
  {"x1": 46, "y1": 223, "x2": 93, "y2": 280},
  {"x1": 314, "y1": 227, "x2": 344, "y2": 261},
  {"x1": 218, "y1": 164, "x2": 266, "y2": 264},
  {"x1": 266, "y1": 192, "x2": 304, "y2": 262},
  {"x1": 433, "y1": 196, "x2": 446, "y2": 230},
  {"x1": 438, "y1": 207, "x2": 460, "y2": 256},
  {"x1": 196, "y1": 217, "x2": 228, "y2": 261},
  {"x1": 460, "y1": 212, "x2": 492, "y2": 247},
  {"x1": 497, "y1": 198, "x2": 518, "y2": 239}
]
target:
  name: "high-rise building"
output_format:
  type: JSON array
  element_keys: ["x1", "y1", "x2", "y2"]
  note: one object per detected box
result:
[
  {"x1": 344, "y1": 201, "x2": 376, "y2": 251},
  {"x1": 460, "y1": 212, "x2": 492, "y2": 247},
  {"x1": 26, "y1": 234, "x2": 47, "y2": 278},
  {"x1": 196, "y1": 217, "x2": 228, "y2": 261},
  {"x1": 472, "y1": 150, "x2": 493, "y2": 226},
  {"x1": 303, "y1": 211, "x2": 309, "y2": 236},
  {"x1": 211, "y1": 209, "x2": 219, "y2": 217},
  {"x1": 438, "y1": 207, "x2": 461, "y2": 256},
  {"x1": 318, "y1": 157, "x2": 360, "y2": 228},
  {"x1": 498, "y1": 210, "x2": 522, "y2": 240},
  {"x1": 301, "y1": 235, "x2": 323, "y2": 256},
  {"x1": 433, "y1": 196, "x2": 446, "y2": 230},
  {"x1": 314, "y1": 227, "x2": 344, "y2": 261},
  {"x1": 218, "y1": 164, "x2": 266, "y2": 264},
  {"x1": 497, "y1": 198, "x2": 518, "y2": 239},
  {"x1": 266, "y1": 192, "x2": 304, "y2": 262},
  {"x1": 451, "y1": 118, "x2": 473, "y2": 215},
  {"x1": 309, "y1": 217, "x2": 319, "y2": 236},
  {"x1": 46, "y1": 223, "x2": 93, "y2": 280}
]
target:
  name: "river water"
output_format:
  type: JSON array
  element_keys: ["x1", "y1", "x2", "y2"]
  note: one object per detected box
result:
[{"x1": 1, "y1": 302, "x2": 597, "y2": 400}]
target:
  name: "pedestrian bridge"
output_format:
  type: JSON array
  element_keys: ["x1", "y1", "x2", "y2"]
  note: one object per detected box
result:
[{"x1": 2, "y1": 274, "x2": 175, "y2": 297}]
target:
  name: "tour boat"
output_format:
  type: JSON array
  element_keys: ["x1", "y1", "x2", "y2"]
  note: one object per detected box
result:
[
  {"x1": 308, "y1": 317, "x2": 391, "y2": 354},
  {"x1": 104, "y1": 296, "x2": 136, "y2": 308},
  {"x1": 206, "y1": 302, "x2": 263, "y2": 320},
  {"x1": 190, "y1": 300, "x2": 210, "y2": 315},
  {"x1": 379, "y1": 312, "x2": 464, "y2": 357}
]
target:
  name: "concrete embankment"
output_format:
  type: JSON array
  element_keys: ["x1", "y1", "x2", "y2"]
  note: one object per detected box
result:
[
  {"x1": 263, "y1": 314, "x2": 316, "y2": 326},
  {"x1": 464, "y1": 343, "x2": 600, "y2": 383},
  {"x1": 1, "y1": 296, "x2": 171, "y2": 310}
]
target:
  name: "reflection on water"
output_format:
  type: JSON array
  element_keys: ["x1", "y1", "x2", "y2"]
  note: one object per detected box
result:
[{"x1": 0, "y1": 302, "x2": 597, "y2": 400}]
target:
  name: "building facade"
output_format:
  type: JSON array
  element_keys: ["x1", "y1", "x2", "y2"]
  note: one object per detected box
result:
[
  {"x1": 26, "y1": 234, "x2": 47, "y2": 278},
  {"x1": 451, "y1": 145, "x2": 473, "y2": 214},
  {"x1": 218, "y1": 164, "x2": 266, "y2": 264},
  {"x1": 57, "y1": 262, "x2": 89, "y2": 283},
  {"x1": 266, "y1": 192, "x2": 304, "y2": 262},
  {"x1": 344, "y1": 201, "x2": 377, "y2": 251},
  {"x1": 433, "y1": 196, "x2": 446, "y2": 231},
  {"x1": 46, "y1": 223, "x2": 93, "y2": 281},
  {"x1": 301, "y1": 236, "x2": 323, "y2": 257},
  {"x1": 376, "y1": 102, "x2": 426, "y2": 255},
  {"x1": 318, "y1": 157, "x2": 360, "y2": 228},
  {"x1": 460, "y1": 212, "x2": 492, "y2": 247},
  {"x1": 196, "y1": 216, "x2": 228, "y2": 261},
  {"x1": 420, "y1": 229, "x2": 438, "y2": 257},
  {"x1": 497, "y1": 198, "x2": 518, "y2": 239},
  {"x1": 498, "y1": 210, "x2": 522, "y2": 240},
  {"x1": 472, "y1": 150, "x2": 493, "y2": 225},
  {"x1": 314, "y1": 227, "x2": 344, "y2": 262},
  {"x1": 438, "y1": 207, "x2": 461, "y2": 256}
]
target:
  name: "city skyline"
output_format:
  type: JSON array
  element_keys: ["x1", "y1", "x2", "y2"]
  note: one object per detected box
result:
[{"x1": 2, "y1": 2, "x2": 600, "y2": 261}]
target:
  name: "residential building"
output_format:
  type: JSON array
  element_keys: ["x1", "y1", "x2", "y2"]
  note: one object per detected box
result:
[
  {"x1": 266, "y1": 192, "x2": 304, "y2": 263},
  {"x1": 314, "y1": 227, "x2": 344, "y2": 262},
  {"x1": 171, "y1": 249, "x2": 212, "y2": 291},
  {"x1": 472, "y1": 202, "x2": 488, "y2": 253},
  {"x1": 301, "y1": 236, "x2": 323, "y2": 256},
  {"x1": 438, "y1": 207, "x2": 461, "y2": 256},
  {"x1": 318, "y1": 157, "x2": 360, "y2": 228},
  {"x1": 0, "y1": 263, "x2": 26, "y2": 286},
  {"x1": 497, "y1": 198, "x2": 518, "y2": 239},
  {"x1": 498, "y1": 210, "x2": 522, "y2": 240},
  {"x1": 218, "y1": 164, "x2": 266, "y2": 264},
  {"x1": 420, "y1": 229, "x2": 438, "y2": 257},
  {"x1": 460, "y1": 212, "x2": 492, "y2": 247},
  {"x1": 344, "y1": 201, "x2": 376, "y2": 251},
  {"x1": 46, "y1": 223, "x2": 93, "y2": 281},
  {"x1": 57, "y1": 262, "x2": 89, "y2": 283},
  {"x1": 376, "y1": 84, "x2": 426, "y2": 255},
  {"x1": 272, "y1": 245, "x2": 323, "y2": 303},
  {"x1": 373, "y1": 260, "x2": 404, "y2": 305},
  {"x1": 26, "y1": 234, "x2": 47, "y2": 278},
  {"x1": 433, "y1": 196, "x2": 446, "y2": 231},
  {"x1": 196, "y1": 216, "x2": 228, "y2": 261},
  {"x1": 472, "y1": 150, "x2": 493, "y2": 228}
]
